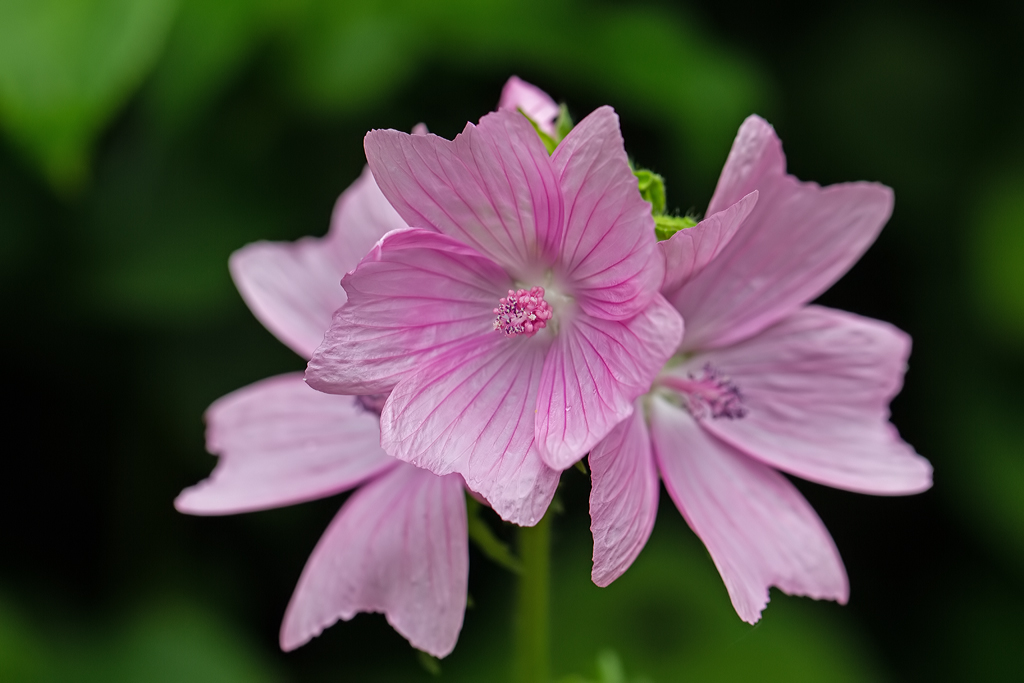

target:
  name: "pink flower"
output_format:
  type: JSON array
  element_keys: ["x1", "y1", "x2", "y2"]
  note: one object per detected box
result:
[
  {"x1": 175, "y1": 167, "x2": 469, "y2": 658},
  {"x1": 305, "y1": 105, "x2": 684, "y2": 526},
  {"x1": 589, "y1": 115, "x2": 933, "y2": 623},
  {"x1": 499, "y1": 75, "x2": 560, "y2": 136}
]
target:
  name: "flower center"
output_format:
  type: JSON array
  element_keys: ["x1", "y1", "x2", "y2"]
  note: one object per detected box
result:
[
  {"x1": 662, "y1": 363, "x2": 747, "y2": 419},
  {"x1": 493, "y1": 287, "x2": 553, "y2": 337}
]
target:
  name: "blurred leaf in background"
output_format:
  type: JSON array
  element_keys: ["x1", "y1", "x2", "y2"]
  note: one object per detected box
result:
[
  {"x1": 971, "y1": 173, "x2": 1024, "y2": 345},
  {"x1": 0, "y1": 0, "x2": 177, "y2": 192},
  {"x1": 0, "y1": 594, "x2": 282, "y2": 683}
]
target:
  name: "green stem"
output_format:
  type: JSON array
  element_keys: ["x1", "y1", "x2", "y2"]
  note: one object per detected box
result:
[{"x1": 513, "y1": 509, "x2": 552, "y2": 683}]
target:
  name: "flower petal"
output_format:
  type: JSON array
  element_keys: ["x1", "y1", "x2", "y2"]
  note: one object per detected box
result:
[
  {"x1": 230, "y1": 168, "x2": 403, "y2": 359},
  {"x1": 550, "y1": 106, "x2": 663, "y2": 320},
  {"x1": 364, "y1": 109, "x2": 563, "y2": 278},
  {"x1": 175, "y1": 374, "x2": 395, "y2": 515},
  {"x1": 683, "y1": 306, "x2": 932, "y2": 494},
  {"x1": 536, "y1": 294, "x2": 683, "y2": 470},
  {"x1": 328, "y1": 166, "x2": 409, "y2": 274},
  {"x1": 659, "y1": 190, "x2": 757, "y2": 298},
  {"x1": 589, "y1": 403, "x2": 659, "y2": 587},
  {"x1": 279, "y1": 463, "x2": 467, "y2": 658},
  {"x1": 306, "y1": 228, "x2": 510, "y2": 394},
  {"x1": 499, "y1": 76, "x2": 559, "y2": 136},
  {"x1": 650, "y1": 396, "x2": 848, "y2": 624},
  {"x1": 380, "y1": 334, "x2": 559, "y2": 527},
  {"x1": 673, "y1": 115, "x2": 894, "y2": 351}
]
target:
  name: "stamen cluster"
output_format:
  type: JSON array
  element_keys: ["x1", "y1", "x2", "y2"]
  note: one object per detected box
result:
[
  {"x1": 493, "y1": 287, "x2": 553, "y2": 338},
  {"x1": 672, "y1": 363, "x2": 747, "y2": 419}
]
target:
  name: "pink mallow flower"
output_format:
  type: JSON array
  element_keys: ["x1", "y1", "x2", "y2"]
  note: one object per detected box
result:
[
  {"x1": 499, "y1": 75, "x2": 561, "y2": 136},
  {"x1": 588, "y1": 115, "x2": 933, "y2": 623},
  {"x1": 305, "y1": 105, "x2": 684, "y2": 526},
  {"x1": 175, "y1": 164, "x2": 469, "y2": 658}
]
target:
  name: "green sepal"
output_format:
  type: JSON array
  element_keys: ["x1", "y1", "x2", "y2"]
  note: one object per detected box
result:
[
  {"x1": 519, "y1": 107, "x2": 559, "y2": 154},
  {"x1": 519, "y1": 103, "x2": 573, "y2": 154},
  {"x1": 634, "y1": 169, "x2": 667, "y2": 216},
  {"x1": 555, "y1": 103, "x2": 574, "y2": 141},
  {"x1": 466, "y1": 495, "x2": 522, "y2": 574},
  {"x1": 574, "y1": 459, "x2": 589, "y2": 475},
  {"x1": 654, "y1": 213, "x2": 698, "y2": 241}
]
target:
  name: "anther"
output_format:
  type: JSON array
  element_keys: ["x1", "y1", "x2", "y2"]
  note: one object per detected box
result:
[{"x1": 493, "y1": 287, "x2": 553, "y2": 338}]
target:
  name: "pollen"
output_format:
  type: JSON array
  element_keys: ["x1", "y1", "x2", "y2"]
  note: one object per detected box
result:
[
  {"x1": 665, "y1": 363, "x2": 747, "y2": 420},
  {"x1": 493, "y1": 287, "x2": 553, "y2": 338}
]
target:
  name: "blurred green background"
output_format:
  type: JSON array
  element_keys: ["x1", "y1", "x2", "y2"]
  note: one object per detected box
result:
[{"x1": 1, "y1": 0, "x2": 1022, "y2": 680}]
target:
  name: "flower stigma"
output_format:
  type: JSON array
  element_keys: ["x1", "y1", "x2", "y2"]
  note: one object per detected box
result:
[{"x1": 661, "y1": 363, "x2": 747, "y2": 420}]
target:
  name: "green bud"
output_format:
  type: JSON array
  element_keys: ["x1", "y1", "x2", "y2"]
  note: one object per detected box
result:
[
  {"x1": 654, "y1": 214, "x2": 698, "y2": 241},
  {"x1": 634, "y1": 168, "x2": 667, "y2": 216}
]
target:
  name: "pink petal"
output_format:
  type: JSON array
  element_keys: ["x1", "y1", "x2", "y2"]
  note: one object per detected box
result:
[
  {"x1": 380, "y1": 334, "x2": 559, "y2": 527},
  {"x1": 305, "y1": 228, "x2": 510, "y2": 394},
  {"x1": 328, "y1": 166, "x2": 409, "y2": 275},
  {"x1": 363, "y1": 109, "x2": 563, "y2": 279},
  {"x1": 649, "y1": 396, "x2": 848, "y2": 624},
  {"x1": 499, "y1": 76, "x2": 559, "y2": 136},
  {"x1": 536, "y1": 294, "x2": 683, "y2": 470},
  {"x1": 175, "y1": 374, "x2": 395, "y2": 515},
  {"x1": 230, "y1": 169, "x2": 404, "y2": 359},
  {"x1": 280, "y1": 463, "x2": 467, "y2": 658},
  {"x1": 550, "y1": 106, "x2": 663, "y2": 320},
  {"x1": 673, "y1": 115, "x2": 895, "y2": 351},
  {"x1": 659, "y1": 190, "x2": 757, "y2": 298},
  {"x1": 683, "y1": 306, "x2": 932, "y2": 494},
  {"x1": 589, "y1": 403, "x2": 659, "y2": 587}
]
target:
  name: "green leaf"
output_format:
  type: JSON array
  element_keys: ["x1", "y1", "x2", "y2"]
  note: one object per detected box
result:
[
  {"x1": 466, "y1": 495, "x2": 523, "y2": 574},
  {"x1": 634, "y1": 169, "x2": 666, "y2": 216},
  {"x1": 970, "y1": 174, "x2": 1024, "y2": 343},
  {"x1": 653, "y1": 214, "x2": 698, "y2": 241},
  {"x1": 0, "y1": 0, "x2": 178, "y2": 192}
]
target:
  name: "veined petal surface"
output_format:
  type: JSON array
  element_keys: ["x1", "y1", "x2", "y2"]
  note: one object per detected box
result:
[
  {"x1": 551, "y1": 106, "x2": 663, "y2": 320},
  {"x1": 380, "y1": 334, "x2": 559, "y2": 527},
  {"x1": 364, "y1": 110, "x2": 563, "y2": 279},
  {"x1": 660, "y1": 190, "x2": 757, "y2": 298},
  {"x1": 589, "y1": 403, "x2": 659, "y2": 587},
  {"x1": 536, "y1": 294, "x2": 682, "y2": 470},
  {"x1": 230, "y1": 168, "x2": 403, "y2": 359},
  {"x1": 499, "y1": 76, "x2": 559, "y2": 136},
  {"x1": 674, "y1": 115, "x2": 894, "y2": 352},
  {"x1": 650, "y1": 396, "x2": 848, "y2": 624},
  {"x1": 306, "y1": 229, "x2": 509, "y2": 394},
  {"x1": 280, "y1": 463, "x2": 467, "y2": 658},
  {"x1": 686, "y1": 306, "x2": 932, "y2": 494},
  {"x1": 175, "y1": 374, "x2": 395, "y2": 515}
]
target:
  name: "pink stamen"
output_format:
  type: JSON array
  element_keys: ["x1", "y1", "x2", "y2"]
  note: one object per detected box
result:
[
  {"x1": 662, "y1": 363, "x2": 747, "y2": 419},
  {"x1": 493, "y1": 286, "x2": 553, "y2": 338}
]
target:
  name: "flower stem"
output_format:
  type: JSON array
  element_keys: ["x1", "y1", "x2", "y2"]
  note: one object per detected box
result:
[{"x1": 513, "y1": 509, "x2": 551, "y2": 683}]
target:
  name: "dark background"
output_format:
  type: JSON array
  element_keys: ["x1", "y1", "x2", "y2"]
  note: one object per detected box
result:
[{"x1": 2, "y1": 0, "x2": 1022, "y2": 680}]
